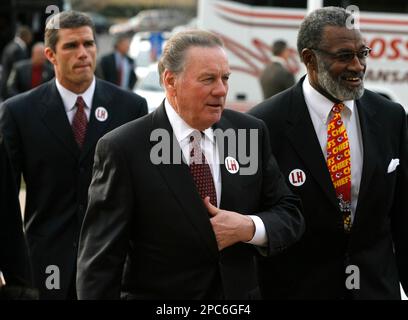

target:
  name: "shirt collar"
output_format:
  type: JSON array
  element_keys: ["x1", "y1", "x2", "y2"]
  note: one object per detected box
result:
[
  {"x1": 164, "y1": 99, "x2": 215, "y2": 144},
  {"x1": 14, "y1": 37, "x2": 26, "y2": 50},
  {"x1": 55, "y1": 77, "x2": 96, "y2": 113},
  {"x1": 303, "y1": 75, "x2": 354, "y2": 124}
]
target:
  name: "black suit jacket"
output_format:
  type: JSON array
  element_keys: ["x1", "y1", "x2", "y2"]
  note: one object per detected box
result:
[
  {"x1": 7, "y1": 60, "x2": 54, "y2": 97},
  {"x1": 0, "y1": 133, "x2": 31, "y2": 289},
  {"x1": 249, "y1": 78, "x2": 408, "y2": 299},
  {"x1": 76, "y1": 103, "x2": 304, "y2": 299},
  {"x1": 259, "y1": 61, "x2": 295, "y2": 99},
  {"x1": 0, "y1": 79, "x2": 147, "y2": 299},
  {"x1": 0, "y1": 40, "x2": 29, "y2": 99},
  {"x1": 97, "y1": 53, "x2": 137, "y2": 90}
]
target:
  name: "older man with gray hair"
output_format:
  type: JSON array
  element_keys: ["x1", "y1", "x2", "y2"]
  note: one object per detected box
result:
[
  {"x1": 250, "y1": 6, "x2": 408, "y2": 299},
  {"x1": 76, "y1": 29, "x2": 304, "y2": 300}
]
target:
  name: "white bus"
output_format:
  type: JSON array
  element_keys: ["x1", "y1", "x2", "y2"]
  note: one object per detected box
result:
[{"x1": 197, "y1": 0, "x2": 408, "y2": 112}]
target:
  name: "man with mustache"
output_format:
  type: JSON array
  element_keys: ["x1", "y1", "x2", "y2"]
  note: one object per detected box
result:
[
  {"x1": 250, "y1": 6, "x2": 408, "y2": 299},
  {"x1": 0, "y1": 11, "x2": 147, "y2": 299}
]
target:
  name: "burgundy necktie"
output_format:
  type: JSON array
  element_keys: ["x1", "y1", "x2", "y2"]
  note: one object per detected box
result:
[
  {"x1": 72, "y1": 96, "x2": 88, "y2": 148},
  {"x1": 189, "y1": 131, "x2": 217, "y2": 206}
]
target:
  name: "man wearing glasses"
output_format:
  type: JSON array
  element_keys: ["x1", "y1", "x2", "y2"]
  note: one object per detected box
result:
[{"x1": 250, "y1": 6, "x2": 408, "y2": 299}]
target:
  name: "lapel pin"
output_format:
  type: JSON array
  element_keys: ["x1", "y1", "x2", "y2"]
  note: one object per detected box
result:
[
  {"x1": 225, "y1": 156, "x2": 239, "y2": 174},
  {"x1": 95, "y1": 107, "x2": 108, "y2": 122},
  {"x1": 289, "y1": 169, "x2": 306, "y2": 187}
]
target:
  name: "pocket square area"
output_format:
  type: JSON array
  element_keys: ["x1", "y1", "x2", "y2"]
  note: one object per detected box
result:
[{"x1": 387, "y1": 158, "x2": 400, "y2": 173}]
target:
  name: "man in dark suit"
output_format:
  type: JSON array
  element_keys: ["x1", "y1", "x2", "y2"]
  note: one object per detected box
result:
[
  {"x1": 259, "y1": 40, "x2": 295, "y2": 99},
  {"x1": 7, "y1": 42, "x2": 54, "y2": 97},
  {"x1": 77, "y1": 30, "x2": 304, "y2": 300},
  {"x1": 0, "y1": 25, "x2": 33, "y2": 100},
  {"x1": 249, "y1": 7, "x2": 408, "y2": 299},
  {"x1": 97, "y1": 33, "x2": 137, "y2": 90},
  {"x1": 0, "y1": 11, "x2": 147, "y2": 300},
  {"x1": 0, "y1": 133, "x2": 35, "y2": 299}
]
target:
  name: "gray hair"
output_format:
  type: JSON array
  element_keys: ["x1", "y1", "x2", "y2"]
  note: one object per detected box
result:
[
  {"x1": 158, "y1": 29, "x2": 224, "y2": 84},
  {"x1": 297, "y1": 7, "x2": 353, "y2": 61},
  {"x1": 45, "y1": 11, "x2": 95, "y2": 52}
]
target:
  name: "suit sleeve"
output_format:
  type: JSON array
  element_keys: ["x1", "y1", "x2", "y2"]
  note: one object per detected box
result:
[
  {"x1": 76, "y1": 136, "x2": 134, "y2": 299},
  {"x1": 0, "y1": 134, "x2": 32, "y2": 289},
  {"x1": 0, "y1": 101, "x2": 23, "y2": 189},
  {"x1": 391, "y1": 106, "x2": 408, "y2": 295},
  {"x1": 255, "y1": 121, "x2": 305, "y2": 256}
]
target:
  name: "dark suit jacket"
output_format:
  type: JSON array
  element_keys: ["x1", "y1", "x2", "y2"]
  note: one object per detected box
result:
[
  {"x1": 0, "y1": 40, "x2": 29, "y2": 99},
  {"x1": 97, "y1": 53, "x2": 137, "y2": 90},
  {"x1": 259, "y1": 61, "x2": 295, "y2": 99},
  {"x1": 76, "y1": 103, "x2": 304, "y2": 299},
  {"x1": 0, "y1": 133, "x2": 31, "y2": 289},
  {"x1": 249, "y1": 77, "x2": 408, "y2": 299},
  {"x1": 7, "y1": 60, "x2": 54, "y2": 97},
  {"x1": 0, "y1": 79, "x2": 148, "y2": 299}
]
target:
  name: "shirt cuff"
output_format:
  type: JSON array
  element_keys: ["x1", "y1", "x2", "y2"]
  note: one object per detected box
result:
[{"x1": 245, "y1": 215, "x2": 268, "y2": 247}]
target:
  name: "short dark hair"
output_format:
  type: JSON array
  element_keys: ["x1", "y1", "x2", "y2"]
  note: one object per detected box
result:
[
  {"x1": 45, "y1": 11, "x2": 95, "y2": 52},
  {"x1": 272, "y1": 40, "x2": 288, "y2": 56},
  {"x1": 158, "y1": 29, "x2": 224, "y2": 85},
  {"x1": 297, "y1": 7, "x2": 352, "y2": 61}
]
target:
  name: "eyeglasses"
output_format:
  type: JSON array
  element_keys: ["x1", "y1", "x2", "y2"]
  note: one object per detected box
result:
[{"x1": 311, "y1": 47, "x2": 372, "y2": 63}]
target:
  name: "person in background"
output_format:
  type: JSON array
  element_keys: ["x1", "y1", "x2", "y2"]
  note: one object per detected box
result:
[
  {"x1": 259, "y1": 39, "x2": 295, "y2": 99},
  {"x1": 0, "y1": 11, "x2": 147, "y2": 300},
  {"x1": 250, "y1": 6, "x2": 408, "y2": 299},
  {"x1": 7, "y1": 42, "x2": 54, "y2": 97},
  {"x1": 97, "y1": 33, "x2": 137, "y2": 90},
  {"x1": 76, "y1": 29, "x2": 304, "y2": 300},
  {"x1": 0, "y1": 25, "x2": 33, "y2": 99},
  {"x1": 0, "y1": 132, "x2": 36, "y2": 299}
]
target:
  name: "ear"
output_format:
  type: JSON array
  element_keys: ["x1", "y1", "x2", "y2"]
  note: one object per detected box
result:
[
  {"x1": 301, "y1": 48, "x2": 317, "y2": 73},
  {"x1": 44, "y1": 47, "x2": 57, "y2": 65},
  {"x1": 163, "y1": 69, "x2": 177, "y2": 97}
]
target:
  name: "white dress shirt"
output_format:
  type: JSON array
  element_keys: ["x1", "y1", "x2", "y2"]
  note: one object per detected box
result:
[
  {"x1": 302, "y1": 75, "x2": 364, "y2": 221},
  {"x1": 56, "y1": 77, "x2": 95, "y2": 124},
  {"x1": 164, "y1": 100, "x2": 267, "y2": 246}
]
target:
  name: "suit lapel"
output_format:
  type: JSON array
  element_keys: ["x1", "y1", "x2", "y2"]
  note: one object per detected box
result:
[
  {"x1": 352, "y1": 96, "x2": 380, "y2": 227},
  {"x1": 286, "y1": 81, "x2": 339, "y2": 209},
  {"x1": 39, "y1": 81, "x2": 80, "y2": 159},
  {"x1": 151, "y1": 104, "x2": 219, "y2": 257},
  {"x1": 213, "y1": 117, "x2": 242, "y2": 209},
  {"x1": 80, "y1": 80, "x2": 113, "y2": 161}
]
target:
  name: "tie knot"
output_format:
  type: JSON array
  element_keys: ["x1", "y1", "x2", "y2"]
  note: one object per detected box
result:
[
  {"x1": 332, "y1": 103, "x2": 344, "y2": 114},
  {"x1": 75, "y1": 96, "x2": 86, "y2": 111}
]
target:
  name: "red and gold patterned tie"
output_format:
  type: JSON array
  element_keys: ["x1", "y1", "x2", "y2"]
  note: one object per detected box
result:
[
  {"x1": 189, "y1": 131, "x2": 217, "y2": 206},
  {"x1": 327, "y1": 103, "x2": 352, "y2": 233},
  {"x1": 72, "y1": 96, "x2": 88, "y2": 148}
]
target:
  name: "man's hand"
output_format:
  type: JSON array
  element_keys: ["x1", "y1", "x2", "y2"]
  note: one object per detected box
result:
[{"x1": 204, "y1": 197, "x2": 255, "y2": 251}]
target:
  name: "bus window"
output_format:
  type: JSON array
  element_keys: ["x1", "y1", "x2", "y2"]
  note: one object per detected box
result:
[
  {"x1": 324, "y1": 0, "x2": 408, "y2": 13},
  {"x1": 225, "y1": 0, "x2": 307, "y2": 7}
]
